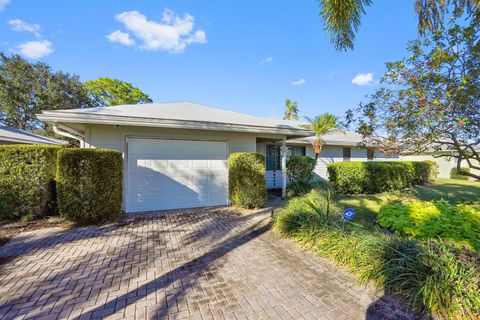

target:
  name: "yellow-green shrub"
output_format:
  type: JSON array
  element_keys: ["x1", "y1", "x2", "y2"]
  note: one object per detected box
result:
[
  {"x1": 0, "y1": 145, "x2": 60, "y2": 220},
  {"x1": 56, "y1": 148, "x2": 122, "y2": 224},
  {"x1": 228, "y1": 152, "x2": 266, "y2": 209},
  {"x1": 378, "y1": 199, "x2": 480, "y2": 251}
]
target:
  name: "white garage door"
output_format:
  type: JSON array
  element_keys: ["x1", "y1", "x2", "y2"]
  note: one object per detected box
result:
[{"x1": 126, "y1": 138, "x2": 228, "y2": 213}]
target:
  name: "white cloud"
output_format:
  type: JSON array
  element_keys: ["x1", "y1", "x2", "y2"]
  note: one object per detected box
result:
[
  {"x1": 352, "y1": 72, "x2": 374, "y2": 86},
  {"x1": 110, "y1": 9, "x2": 206, "y2": 53},
  {"x1": 106, "y1": 30, "x2": 135, "y2": 46},
  {"x1": 0, "y1": 0, "x2": 10, "y2": 11},
  {"x1": 8, "y1": 19, "x2": 41, "y2": 37},
  {"x1": 291, "y1": 78, "x2": 305, "y2": 86},
  {"x1": 16, "y1": 40, "x2": 53, "y2": 59},
  {"x1": 260, "y1": 57, "x2": 273, "y2": 64}
]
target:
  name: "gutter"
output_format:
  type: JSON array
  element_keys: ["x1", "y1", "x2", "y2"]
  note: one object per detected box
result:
[{"x1": 53, "y1": 124, "x2": 85, "y2": 147}]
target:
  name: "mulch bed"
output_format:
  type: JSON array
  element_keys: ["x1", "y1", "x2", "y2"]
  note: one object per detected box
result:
[{"x1": 0, "y1": 217, "x2": 75, "y2": 247}]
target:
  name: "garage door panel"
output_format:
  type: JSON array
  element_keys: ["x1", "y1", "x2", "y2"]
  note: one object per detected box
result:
[{"x1": 127, "y1": 138, "x2": 228, "y2": 212}]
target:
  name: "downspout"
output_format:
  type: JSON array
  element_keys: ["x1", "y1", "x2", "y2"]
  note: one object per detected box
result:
[{"x1": 53, "y1": 123, "x2": 86, "y2": 147}]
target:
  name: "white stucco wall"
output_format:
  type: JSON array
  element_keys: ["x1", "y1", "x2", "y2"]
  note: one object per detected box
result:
[
  {"x1": 399, "y1": 154, "x2": 455, "y2": 179},
  {"x1": 306, "y1": 145, "x2": 398, "y2": 179},
  {"x1": 84, "y1": 124, "x2": 261, "y2": 154}
]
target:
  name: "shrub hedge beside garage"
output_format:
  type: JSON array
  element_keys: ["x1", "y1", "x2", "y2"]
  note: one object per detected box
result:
[
  {"x1": 327, "y1": 161, "x2": 437, "y2": 194},
  {"x1": 0, "y1": 145, "x2": 60, "y2": 220},
  {"x1": 228, "y1": 152, "x2": 267, "y2": 209},
  {"x1": 56, "y1": 149, "x2": 122, "y2": 224}
]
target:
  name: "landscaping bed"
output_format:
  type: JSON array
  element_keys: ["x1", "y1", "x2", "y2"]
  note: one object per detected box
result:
[
  {"x1": 274, "y1": 179, "x2": 480, "y2": 319},
  {"x1": 0, "y1": 217, "x2": 74, "y2": 247}
]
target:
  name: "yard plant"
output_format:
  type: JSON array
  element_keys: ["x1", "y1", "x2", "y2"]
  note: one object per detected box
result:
[
  {"x1": 327, "y1": 160, "x2": 437, "y2": 194},
  {"x1": 56, "y1": 148, "x2": 122, "y2": 224},
  {"x1": 378, "y1": 199, "x2": 480, "y2": 251},
  {"x1": 0, "y1": 145, "x2": 59, "y2": 220},
  {"x1": 228, "y1": 152, "x2": 267, "y2": 209},
  {"x1": 274, "y1": 180, "x2": 480, "y2": 318}
]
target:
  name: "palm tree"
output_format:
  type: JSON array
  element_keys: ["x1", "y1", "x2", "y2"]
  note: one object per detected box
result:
[
  {"x1": 302, "y1": 113, "x2": 341, "y2": 161},
  {"x1": 284, "y1": 99, "x2": 299, "y2": 120},
  {"x1": 319, "y1": 0, "x2": 479, "y2": 51}
]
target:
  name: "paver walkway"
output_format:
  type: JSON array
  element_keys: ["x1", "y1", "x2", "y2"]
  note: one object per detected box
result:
[{"x1": 0, "y1": 205, "x2": 385, "y2": 320}]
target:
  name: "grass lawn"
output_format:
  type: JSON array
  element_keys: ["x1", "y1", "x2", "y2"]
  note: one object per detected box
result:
[{"x1": 336, "y1": 179, "x2": 480, "y2": 230}]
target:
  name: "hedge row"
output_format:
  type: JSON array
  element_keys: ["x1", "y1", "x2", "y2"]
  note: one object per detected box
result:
[
  {"x1": 228, "y1": 152, "x2": 267, "y2": 209},
  {"x1": 0, "y1": 145, "x2": 59, "y2": 220},
  {"x1": 57, "y1": 149, "x2": 122, "y2": 224},
  {"x1": 327, "y1": 161, "x2": 438, "y2": 194},
  {"x1": 450, "y1": 167, "x2": 470, "y2": 180},
  {"x1": 0, "y1": 145, "x2": 122, "y2": 224}
]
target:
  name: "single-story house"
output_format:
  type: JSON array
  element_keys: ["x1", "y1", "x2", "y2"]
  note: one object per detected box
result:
[
  {"x1": 37, "y1": 102, "x2": 463, "y2": 213},
  {"x1": 0, "y1": 125, "x2": 66, "y2": 145},
  {"x1": 37, "y1": 102, "x2": 312, "y2": 212}
]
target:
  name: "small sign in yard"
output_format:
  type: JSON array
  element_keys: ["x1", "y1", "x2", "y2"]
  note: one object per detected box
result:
[{"x1": 342, "y1": 208, "x2": 355, "y2": 221}]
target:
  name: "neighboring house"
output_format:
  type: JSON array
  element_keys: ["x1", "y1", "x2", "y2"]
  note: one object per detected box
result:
[
  {"x1": 37, "y1": 103, "x2": 312, "y2": 213},
  {"x1": 0, "y1": 125, "x2": 66, "y2": 145}
]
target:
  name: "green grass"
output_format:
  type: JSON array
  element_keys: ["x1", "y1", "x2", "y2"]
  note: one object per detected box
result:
[
  {"x1": 336, "y1": 179, "x2": 480, "y2": 231},
  {"x1": 274, "y1": 183, "x2": 480, "y2": 318}
]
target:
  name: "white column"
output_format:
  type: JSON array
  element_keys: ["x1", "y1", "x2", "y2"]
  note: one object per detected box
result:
[{"x1": 281, "y1": 138, "x2": 287, "y2": 199}]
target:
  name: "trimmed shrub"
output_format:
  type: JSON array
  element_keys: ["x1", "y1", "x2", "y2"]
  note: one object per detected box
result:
[
  {"x1": 0, "y1": 145, "x2": 60, "y2": 220},
  {"x1": 451, "y1": 167, "x2": 470, "y2": 180},
  {"x1": 286, "y1": 156, "x2": 316, "y2": 183},
  {"x1": 57, "y1": 149, "x2": 122, "y2": 224},
  {"x1": 228, "y1": 152, "x2": 267, "y2": 209},
  {"x1": 327, "y1": 161, "x2": 436, "y2": 194}
]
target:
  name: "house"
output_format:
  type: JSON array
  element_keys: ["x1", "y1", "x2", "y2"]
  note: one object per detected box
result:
[
  {"x1": 0, "y1": 125, "x2": 66, "y2": 145},
  {"x1": 261, "y1": 131, "x2": 399, "y2": 188},
  {"x1": 37, "y1": 102, "x2": 312, "y2": 213},
  {"x1": 37, "y1": 102, "x2": 463, "y2": 213}
]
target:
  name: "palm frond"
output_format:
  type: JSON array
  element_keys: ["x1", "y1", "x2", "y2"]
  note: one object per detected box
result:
[{"x1": 319, "y1": 0, "x2": 373, "y2": 51}]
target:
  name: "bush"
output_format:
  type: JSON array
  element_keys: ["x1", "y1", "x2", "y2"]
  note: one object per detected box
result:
[
  {"x1": 451, "y1": 167, "x2": 470, "y2": 180},
  {"x1": 327, "y1": 161, "x2": 436, "y2": 194},
  {"x1": 378, "y1": 199, "x2": 480, "y2": 251},
  {"x1": 56, "y1": 149, "x2": 122, "y2": 224},
  {"x1": 275, "y1": 190, "x2": 340, "y2": 235},
  {"x1": 286, "y1": 156, "x2": 316, "y2": 183},
  {"x1": 0, "y1": 145, "x2": 60, "y2": 220},
  {"x1": 228, "y1": 152, "x2": 267, "y2": 209},
  {"x1": 274, "y1": 196, "x2": 480, "y2": 318}
]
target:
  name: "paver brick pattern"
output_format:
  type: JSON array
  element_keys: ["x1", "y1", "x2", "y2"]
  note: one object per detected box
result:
[{"x1": 0, "y1": 206, "x2": 379, "y2": 320}]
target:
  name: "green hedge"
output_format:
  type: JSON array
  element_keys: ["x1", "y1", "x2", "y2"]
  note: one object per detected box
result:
[
  {"x1": 450, "y1": 167, "x2": 470, "y2": 180},
  {"x1": 286, "y1": 156, "x2": 316, "y2": 183},
  {"x1": 228, "y1": 152, "x2": 267, "y2": 209},
  {"x1": 0, "y1": 145, "x2": 60, "y2": 220},
  {"x1": 327, "y1": 161, "x2": 437, "y2": 194},
  {"x1": 56, "y1": 148, "x2": 122, "y2": 224}
]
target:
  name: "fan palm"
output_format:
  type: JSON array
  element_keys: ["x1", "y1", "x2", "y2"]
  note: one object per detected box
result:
[
  {"x1": 302, "y1": 114, "x2": 341, "y2": 161},
  {"x1": 284, "y1": 99, "x2": 299, "y2": 120},
  {"x1": 319, "y1": 0, "x2": 479, "y2": 51}
]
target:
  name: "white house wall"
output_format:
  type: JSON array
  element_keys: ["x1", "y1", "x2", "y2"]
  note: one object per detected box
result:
[
  {"x1": 85, "y1": 124, "x2": 259, "y2": 154},
  {"x1": 399, "y1": 154, "x2": 455, "y2": 179}
]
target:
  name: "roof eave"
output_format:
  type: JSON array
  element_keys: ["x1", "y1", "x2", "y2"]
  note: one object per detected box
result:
[{"x1": 37, "y1": 113, "x2": 313, "y2": 137}]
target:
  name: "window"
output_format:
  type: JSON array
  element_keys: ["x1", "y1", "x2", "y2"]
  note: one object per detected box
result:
[
  {"x1": 343, "y1": 147, "x2": 351, "y2": 162},
  {"x1": 367, "y1": 148, "x2": 375, "y2": 161},
  {"x1": 290, "y1": 146, "x2": 306, "y2": 156},
  {"x1": 265, "y1": 145, "x2": 306, "y2": 170}
]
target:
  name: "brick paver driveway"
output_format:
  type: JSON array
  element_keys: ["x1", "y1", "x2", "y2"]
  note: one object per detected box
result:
[{"x1": 0, "y1": 206, "x2": 382, "y2": 320}]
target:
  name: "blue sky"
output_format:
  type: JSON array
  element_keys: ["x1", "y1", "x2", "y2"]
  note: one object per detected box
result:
[{"x1": 0, "y1": 0, "x2": 419, "y2": 121}]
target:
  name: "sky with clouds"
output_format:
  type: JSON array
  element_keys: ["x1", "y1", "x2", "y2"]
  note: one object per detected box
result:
[{"x1": 0, "y1": 0, "x2": 418, "y2": 120}]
